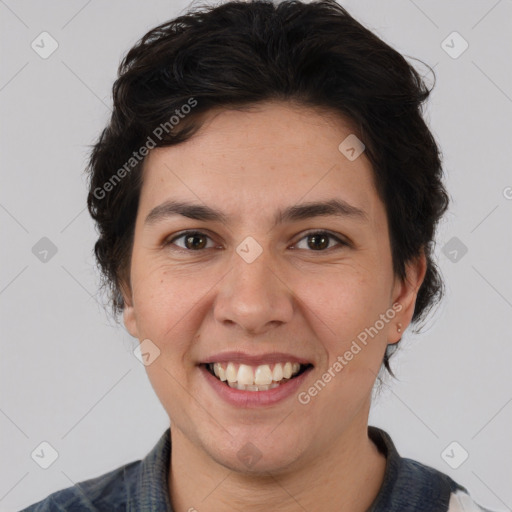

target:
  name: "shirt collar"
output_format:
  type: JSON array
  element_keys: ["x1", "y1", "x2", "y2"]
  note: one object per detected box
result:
[
  {"x1": 126, "y1": 425, "x2": 463, "y2": 511},
  {"x1": 127, "y1": 427, "x2": 173, "y2": 512},
  {"x1": 366, "y1": 425, "x2": 465, "y2": 512}
]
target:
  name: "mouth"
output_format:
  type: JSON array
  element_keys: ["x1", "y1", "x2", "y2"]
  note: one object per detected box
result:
[{"x1": 202, "y1": 361, "x2": 314, "y2": 392}]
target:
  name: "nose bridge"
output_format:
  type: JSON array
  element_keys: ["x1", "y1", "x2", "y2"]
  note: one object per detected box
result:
[{"x1": 214, "y1": 239, "x2": 293, "y2": 334}]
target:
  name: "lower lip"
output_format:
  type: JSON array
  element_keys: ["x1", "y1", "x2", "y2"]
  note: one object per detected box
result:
[{"x1": 199, "y1": 364, "x2": 313, "y2": 408}]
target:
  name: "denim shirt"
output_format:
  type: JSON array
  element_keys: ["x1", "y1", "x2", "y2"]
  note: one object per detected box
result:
[{"x1": 20, "y1": 426, "x2": 494, "y2": 511}]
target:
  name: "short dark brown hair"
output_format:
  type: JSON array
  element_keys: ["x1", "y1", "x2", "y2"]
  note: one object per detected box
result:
[{"x1": 86, "y1": 0, "x2": 449, "y2": 377}]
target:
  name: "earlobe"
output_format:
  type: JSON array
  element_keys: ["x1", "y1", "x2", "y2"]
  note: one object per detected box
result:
[
  {"x1": 123, "y1": 304, "x2": 138, "y2": 339},
  {"x1": 389, "y1": 250, "x2": 427, "y2": 344},
  {"x1": 120, "y1": 282, "x2": 139, "y2": 339}
]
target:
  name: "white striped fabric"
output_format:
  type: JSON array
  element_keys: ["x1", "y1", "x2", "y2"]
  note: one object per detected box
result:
[{"x1": 448, "y1": 490, "x2": 497, "y2": 512}]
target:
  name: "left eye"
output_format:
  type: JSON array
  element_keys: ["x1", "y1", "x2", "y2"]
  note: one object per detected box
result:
[
  {"x1": 167, "y1": 231, "x2": 217, "y2": 251},
  {"x1": 293, "y1": 231, "x2": 347, "y2": 251}
]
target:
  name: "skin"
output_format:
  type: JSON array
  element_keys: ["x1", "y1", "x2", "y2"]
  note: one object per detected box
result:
[{"x1": 122, "y1": 100, "x2": 426, "y2": 512}]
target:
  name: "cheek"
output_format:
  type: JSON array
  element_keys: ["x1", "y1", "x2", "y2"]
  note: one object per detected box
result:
[
  {"x1": 131, "y1": 267, "x2": 191, "y2": 339},
  {"x1": 131, "y1": 262, "x2": 221, "y2": 360},
  {"x1": 132, "y1": 269, "x2": 205, "y2": 406},
  {"x1": 296, "y1": 266, "x2": 390, "y2": 340},
  {"x1": 294, "y1": 265, "x2": 393, "y2": 397}
]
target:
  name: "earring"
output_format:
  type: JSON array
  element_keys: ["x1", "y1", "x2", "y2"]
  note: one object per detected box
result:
[{"x1": 397, "y1": 323, "x2": 402, "y2": 333}]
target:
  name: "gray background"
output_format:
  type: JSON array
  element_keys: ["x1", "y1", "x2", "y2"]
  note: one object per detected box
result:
[{"x1": 1, "y1": 0, "x2": 511, "y2": 510}]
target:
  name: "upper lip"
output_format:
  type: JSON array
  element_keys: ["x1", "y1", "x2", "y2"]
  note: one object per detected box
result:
[{"x1": 201, "y1": 351, "x2": 314, "y2": 367}]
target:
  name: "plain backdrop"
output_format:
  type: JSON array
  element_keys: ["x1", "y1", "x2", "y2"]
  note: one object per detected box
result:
[{"x1": 1, "y1": 0, "x2": 511, "y2": 510}]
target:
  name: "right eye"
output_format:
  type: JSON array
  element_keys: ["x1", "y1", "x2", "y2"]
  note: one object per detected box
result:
[{"x1": 164, "y1": 230, "x2": 218, "y2": 251}]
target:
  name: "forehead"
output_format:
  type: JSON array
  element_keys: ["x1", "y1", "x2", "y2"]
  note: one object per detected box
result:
[{"x1": 138, "y1": 101, "x2": 382, "y2": 226}]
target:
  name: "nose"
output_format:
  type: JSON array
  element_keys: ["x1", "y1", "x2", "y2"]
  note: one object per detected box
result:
[{"x1": 213, "y1": 245, "x2": 294, "y2": 336}]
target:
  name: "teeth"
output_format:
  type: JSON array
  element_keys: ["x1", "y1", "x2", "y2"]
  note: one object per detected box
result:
[
  {"x1": 272, "y1": 363, "x2": 283, "y2": 381},
  {"x1": 213, "y1": 363, "x2": 227, "y2": 381},
  {"x1": 208, "y1": 361, "x2": 306, "y2": 390},
  {"x1": 237, "y1": 364, "x2": 254, "y2": 386},
  {"x1": 254, "y1": 364, "x2": 272, "y2": 385},
  {"x1": 226, "y1": 362, "x2": 237, "y2": 382}
]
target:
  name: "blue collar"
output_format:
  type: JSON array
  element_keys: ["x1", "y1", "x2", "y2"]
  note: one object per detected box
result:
[{"x1": 122, "y1": 425, "x2": 467, "y2": 511}]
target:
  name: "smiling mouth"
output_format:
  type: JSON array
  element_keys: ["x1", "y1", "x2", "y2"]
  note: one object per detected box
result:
[{"x1": 203, "y1": 361, "x2": 313, "y2": 391}]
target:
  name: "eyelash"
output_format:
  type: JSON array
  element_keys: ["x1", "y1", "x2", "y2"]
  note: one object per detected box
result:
[{"x1": 164, "y1": 230, "x2": 350, "y2": 253}]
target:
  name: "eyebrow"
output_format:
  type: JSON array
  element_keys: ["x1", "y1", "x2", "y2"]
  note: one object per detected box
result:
[{"x1": 144, "y1": 198, "x2": 368, "y2": 228}]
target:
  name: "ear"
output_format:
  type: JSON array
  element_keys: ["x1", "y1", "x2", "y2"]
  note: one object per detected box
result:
[
  {"x1": 120, "y1": 279, "x2": 139, "y2": 339},
  {"x1": 388, "y1": 249, "x2": 427, "y2": 344}
]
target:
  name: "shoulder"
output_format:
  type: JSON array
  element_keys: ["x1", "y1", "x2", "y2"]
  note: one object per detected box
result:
[
  {"x1": 368, "y1": 426, "x2": 498, "y2": 512},
  {"x1": 18, "y1": 459, "x2": 142, "y2": 511},
  {"x1": 398, "y1": 457, "x2": 497, "y2": 512},
  {"x1": 19, "y1": 428, "x2": 172, "y2": 512}
]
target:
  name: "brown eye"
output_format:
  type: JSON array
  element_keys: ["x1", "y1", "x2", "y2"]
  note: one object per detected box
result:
[
  {"x1": 294, "y1": 231, "x2": 348, "y2": 251},
  {"x1": 166, "y1": 231, "x2": 214, "y2": 251},
  {"x1": 307, "y1": 233, "x2": 329, "y2": 250},
  {"x1": 184, "y1": 233, "x2": 207, "y2": 249}
]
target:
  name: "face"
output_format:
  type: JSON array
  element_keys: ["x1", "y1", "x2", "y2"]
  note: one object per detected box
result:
[{"x1": 123, "y1": 101, "x2": 425, "y2": 474}]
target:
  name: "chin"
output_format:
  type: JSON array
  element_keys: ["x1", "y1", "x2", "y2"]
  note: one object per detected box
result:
[
  {"x1": 202, "y1": 427, "x2": 307, "y2": 476},
  {"x1": 216, "y1": 448, "x2": 302, "y2": 476}
]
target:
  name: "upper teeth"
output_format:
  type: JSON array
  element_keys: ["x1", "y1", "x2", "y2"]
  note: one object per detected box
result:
[{"x1": 210, "y1": 362, "x2": 302, "y2": 386}]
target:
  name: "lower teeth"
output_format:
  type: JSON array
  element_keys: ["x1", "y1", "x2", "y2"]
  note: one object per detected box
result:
[{"x1": 224, "y1": 379, "x2": 290, "y2": 391}]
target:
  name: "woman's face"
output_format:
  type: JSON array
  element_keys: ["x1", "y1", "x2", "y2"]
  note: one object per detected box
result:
[{"x1": 123, "y1": 101, "x2": 425, "y2": 474}]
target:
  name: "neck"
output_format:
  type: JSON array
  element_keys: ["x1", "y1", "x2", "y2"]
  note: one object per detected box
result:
[{"x1": 168, "y1": 417, "x2": 387, "y2": 512}]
